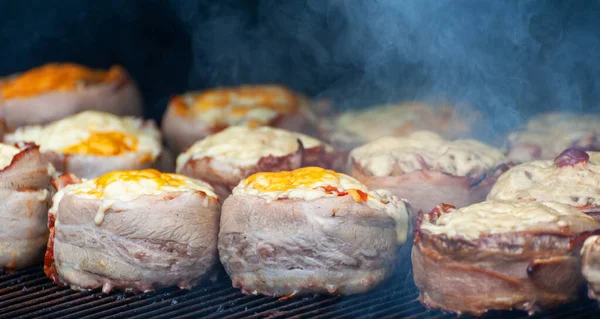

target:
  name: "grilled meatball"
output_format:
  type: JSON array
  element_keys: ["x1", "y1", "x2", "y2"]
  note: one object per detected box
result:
[
  {"x1": 44, "y1": 169, "x2": 220, "y2": 293},
  {"x1": 4, "y1": 111, "x2": 163, "y2": 179},
  {"x1": 176, "y1": 125, "x2": 340, "y2": 199},
  {"x1": 413, "y1": 200, "x2": 598, "y2": 315},
  {"x1": 489, "y1": 148, "x2": 600, "y2": 220},
  {"x1": 318, "y1": 103, "x2": 474, "y2": 151},
  {"x1": 218, "y1": 167, "x2": 410, "y2": 297},
  {"x1": 507, "y1": 112, "x2": 600, "y2": 163},
  {"x1": 162, "y1": 85, "x2": 314, "y2": 153},
  {"x1": 349, "y1": 130, "x2": 507, "y2": 223},
  {"x1": 0, "y1": 63, "x2": 142, "y2": 129},
  {"x1": 0, "y1": 143, "x2": 51, "y2": 269}
]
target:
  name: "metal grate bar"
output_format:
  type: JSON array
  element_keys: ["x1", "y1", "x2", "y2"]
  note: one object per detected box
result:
[
  {"x1": 361, "y1": 301, "x2": 433, "y2": 319},
  {"x1": 139, "y1": 291, "x2": 261, "y2": 319},
  {"x1": 324, "y1": 292, "x2": 419, "y2": 319},
  {"x1": 2, "y1": 289, "x2": 81, "y2": 318},
  {"x1": 0, "y1": 266, "x2": 598, "y2": 319},
  {"x1": 221, "y1": 295, "x2": 336, "y2": 319},
  {"x1": 103, "y1": 283, "x2": 241, "y2": 319}
]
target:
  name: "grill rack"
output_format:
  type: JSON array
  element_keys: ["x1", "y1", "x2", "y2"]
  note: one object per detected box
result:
[{"x1": 1, "y1": 265, "x2": 598, "y2": 319}]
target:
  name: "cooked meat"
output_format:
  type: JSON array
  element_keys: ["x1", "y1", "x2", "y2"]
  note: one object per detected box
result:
[
  {"x1": 0, "y1": 143, "x2": 51, "y2": 269},
  {"x1": 318, "y1": 103, "x2": 475, "y2": 151},
  {"x1": 44, "y1": 169, "x2": 220, "y2": 293},
  {"x1": 506, "y1": 112, "x2": 600, "y2": 163},
  {"x1": 488, "y1": 149, "x2": 600, "y2": 220},
  {"x1": 218, "y1": 167, "x2": 410, "y2": 297},
  {"x1": 349, "y1": 130, "x2": 507, "y2": 223},
  {"x1": 582, "y1": 235, "x2": 600, "y2": 301},
  {"x1": 4, "y1": 111, "x2": 163, "y2": 179},
  {"x1": 176, "y1": 126, "x2": 338, "y2": 199},
  {"x1": 413, "y1": 200, "x2": 598, "y2": 315},
  {"x1": 161, "y1": 85, "x2": 314, "y2": 153},
  {"x1": 0, "y1": 63, "x2": 142, "y2": 129}
]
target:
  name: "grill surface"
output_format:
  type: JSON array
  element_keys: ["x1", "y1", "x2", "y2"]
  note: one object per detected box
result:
[{"x1": 0, "y1": 265, "x2": 598, "y2": 319}]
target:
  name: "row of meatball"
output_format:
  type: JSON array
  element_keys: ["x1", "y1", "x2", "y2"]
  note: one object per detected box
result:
[
  {"x1": 4, "y1": 126, "x2": 600, "y2": 317},
  {"x1": 3, "y1": 63, "x2": 600, "y2": 315},
  {"x1": 2, "y1": 63, "x2": 598, "y2": 165}
]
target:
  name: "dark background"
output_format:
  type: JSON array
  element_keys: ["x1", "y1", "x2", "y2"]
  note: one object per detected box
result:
[{"x1": 1, "y1": 0, "x2": 600, "y2": 140}]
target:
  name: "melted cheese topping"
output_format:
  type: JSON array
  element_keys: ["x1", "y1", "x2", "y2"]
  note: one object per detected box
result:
[
  {"x1": 421, "y1": 200, "x2": 594, "y2": 239},
  {"x1": 50, "y1": 169, "x2": 217, "y2": 225},
  {"x1": 234, "y1": 166, "x2": 410, "y2": 244},
  {"x1": 0, "y1": 63, "x2": 122, "y2": 99},
  {"x1": 329, "y1": 103, "x2": 469, "y2": 143},
  {"x1": 5, "y1": 111, "x2": 161, "y2": 159},
  {"x1": 0, "y1": 143, "x2": 20, "y2": 170},
  {"x1": 527, "y1": 112, "x2": 600, "y2": 132},
  {"x1": 488, "y1": 152, "x2": 600, "y2": 208},
  {"x1": 171, "y1": 85, "x2": 300, "y2": 127},
  {"x1": 237, "y1": 167, "x2": 368, "y2": 199},
  {"x1": 350, "y1": 130, "x2": 505, "y2": 177},
  {"x1": 176, "y1": 126, "x2": 327, "y2": 170},
  {"x1": 508, "y1": 113, "x2": 600, "y2": 161}
]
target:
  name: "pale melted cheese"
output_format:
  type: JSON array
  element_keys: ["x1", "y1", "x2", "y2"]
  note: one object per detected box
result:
[
  {"x1": 5, "y1": 111, "x2": 161, "y2": 159},
  {"x1": 421, "y1": 200, "x2": 594, "y2": 239},
  {"x1": 350, "y1": 130, "x2": 505, "y2": 177},
  {"x1": 0, "y1": 143, "x2": 20, "y2": 170},
  {"x1": 527, "y1": 112, "x2": 600, "y2": 132},
  {"x1": 176, "y1": 126, "x2": 327, "y2": 171},
  {"x1": 330, "y1": 103, "x2": 469, "y2": 143},
  {"x1": 173, "y1": 85, "x2": 301, "y2": 127},
  {"x1": 508, "y1": 112, "x2": 600, "y2": 160},
  {"x1": 233, "y1": 166, "x2": 410, "y2": 244},
  {"x1": 488, "y1": 152, "x2": 600, "y2": 208},
  {"x1": 50, "y1": 169, "x2": 217, "y2": 225}
]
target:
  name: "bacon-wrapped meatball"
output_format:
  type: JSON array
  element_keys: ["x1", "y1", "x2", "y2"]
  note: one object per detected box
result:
[
  {"x1": 0, "y1": 63, "x2": 142, "y2": 129},
  {"x1": 162, "y1": 85, "x2": 314, "y2": 153},
  {"x1": 4, "y1": 111, "x2": 163, "y2": 178}
]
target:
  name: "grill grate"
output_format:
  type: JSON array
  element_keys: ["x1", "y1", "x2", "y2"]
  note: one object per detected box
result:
[{"x1": 0, "y1": 266, "x2": 598, "y2": 319}]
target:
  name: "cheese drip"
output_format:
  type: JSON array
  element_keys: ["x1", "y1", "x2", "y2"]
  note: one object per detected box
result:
[
  {"x1": 235, "y1": 166, "x2": 412, "y2": 245},
  {"x1": 62, "y1": 169, "x2": 217, "y2": 225},
  {"x1": 1, "y1": 63, "x2": 122, "y2": 99}
]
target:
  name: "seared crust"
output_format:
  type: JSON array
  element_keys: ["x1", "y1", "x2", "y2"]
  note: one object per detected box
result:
[
  {"x1": 350, "y1": 160, "x2": 507, "y2": 223},
  {"x1": 412, "y1": 206, "x2": 598, "y2": 315},
  {"x1": 0, "y1": 70, "x2": 142, "y2": 129},
  {"x1": 218, "y1": 194, "x2": 398, "y2": 297},
  {"x1": 45, "y1": 188, "x2": 221, "y2": 293},
  {"x1": 0, "y1": 145, "x2": 51, "y2": 269}
]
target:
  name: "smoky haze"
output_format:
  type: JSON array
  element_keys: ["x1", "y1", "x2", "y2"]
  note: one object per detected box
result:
[
  {"x1": 1, "y1": 0, "x2": 600, "y2": 141},
  {"x1": 179, "y1": 0, "x2": 600, "y2": 142}
]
